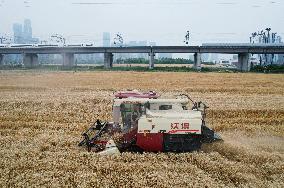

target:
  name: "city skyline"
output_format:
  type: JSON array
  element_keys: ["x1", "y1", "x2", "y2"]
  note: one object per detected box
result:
[
  {"x1": 3, "y1": 19, "x2": 283, "y2": 61},
  {"x1": 12, "y1": 19, "x2": 39, "y2": 44},
  {"x1": 0, "y1": 0, "x2": 284, "y2": 45}
]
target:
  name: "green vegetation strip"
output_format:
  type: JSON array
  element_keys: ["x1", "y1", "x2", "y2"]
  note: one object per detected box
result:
[{"x1": 0, "y1": 64, "x2": 239, "y2": 73}]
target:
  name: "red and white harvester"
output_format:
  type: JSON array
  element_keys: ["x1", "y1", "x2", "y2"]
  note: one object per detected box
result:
[{"x1": 79, "y1": 91, "x2": 222, "y2": 154}]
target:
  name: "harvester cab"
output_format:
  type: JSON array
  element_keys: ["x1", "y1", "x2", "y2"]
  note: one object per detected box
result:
[{"x1": 79, "y1": 91, "x2": 222, "y2": 154}]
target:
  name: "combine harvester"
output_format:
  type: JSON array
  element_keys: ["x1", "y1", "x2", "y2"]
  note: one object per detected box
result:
[{"x1": 79, "y1": 91, "x2": 222, "y2": 154}]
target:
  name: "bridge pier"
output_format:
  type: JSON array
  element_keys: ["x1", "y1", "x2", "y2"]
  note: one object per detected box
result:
[
  {"x1": 237, "y1": 53, "x2": 251, "y2": 72},
  {"x1": 23, "y1": 53, "x2": 38, "y2": 68},
  {"x1": 149, "y1": 52, "x2": 155, "y2": 69},
  {"x1": 62, "y1": 53, "x2": 75, "y2": 67},
  {"x1": 193, "y1": 53, "x2": 201, "y2": 70},
  {"x1": 104, "y1": 52, "x2": 113, "y2": 69},
  {"x1": 0, "y1": 54, "x2": 3, "y2": 66}
]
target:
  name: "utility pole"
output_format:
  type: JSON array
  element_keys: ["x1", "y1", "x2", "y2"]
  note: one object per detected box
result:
[
  {"x1": 51, "y1": 34, "x2": 66, "y2": 45},
  {"x1": 251, "y1": 32, "x2": 257, "y2": 43},
  {"x1": 184, "y1": 31, "x2": 190, "y2": 45},
  {"x1": 265, "y1": 28, "x2": 271, "y2": 43},
  {"x1": 0, "y1": 36, "x2": 5, "y2": 44},
  {"x1": 113, "y1": 33, "x2": 124, "y2": 47},
  {"x1": 0, "y1": 35, "x2": 11, "y2": 44},
  {"x1": 272, "y1": 33, "x2": 277, "y2": 43},
  {"x1": 258, "y1": 30, "x2": 265, "y2": 43}
]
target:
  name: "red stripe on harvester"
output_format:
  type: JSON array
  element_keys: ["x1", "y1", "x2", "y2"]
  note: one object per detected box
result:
[{"x1": 168, "y1": 130, "x2": 200, "y2": 134}]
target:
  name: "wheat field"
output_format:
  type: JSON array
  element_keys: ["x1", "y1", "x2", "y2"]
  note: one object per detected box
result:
[{"x1": 0, "y1": 70, "x2": 283, "y2": 187}]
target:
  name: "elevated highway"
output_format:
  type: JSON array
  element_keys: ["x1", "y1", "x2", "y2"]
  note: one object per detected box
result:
[{"x1": 0, "y1": 44, "x2": 283, "y2": 71}]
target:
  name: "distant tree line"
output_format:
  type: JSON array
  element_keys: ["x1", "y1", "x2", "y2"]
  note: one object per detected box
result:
[{"x1": 250, "y1": 64, "x2": 284, "y2": 73}]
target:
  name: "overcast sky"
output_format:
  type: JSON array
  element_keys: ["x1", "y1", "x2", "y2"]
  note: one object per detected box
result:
[{"x1": 0, "y1": 0, "x2": 284, "y2": 45}]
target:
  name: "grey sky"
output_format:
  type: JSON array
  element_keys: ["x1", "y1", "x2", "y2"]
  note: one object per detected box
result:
[{"x1": 0, "y1": 0, "x2": 284, "y2": 45}]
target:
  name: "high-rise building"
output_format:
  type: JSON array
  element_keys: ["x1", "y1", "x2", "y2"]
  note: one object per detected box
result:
[
  {"x1": 13, "y1": 23, "x2": 23, "y2": 43},
  {"x1": 13, "y1": 19, "x2": 38, "y2": 44},
  {"x1": 23, "y1": 19, "x2": 32, "y2": 41},
  {"x1": 103, "y1": 32, "x2": 110, "y2": 47}
]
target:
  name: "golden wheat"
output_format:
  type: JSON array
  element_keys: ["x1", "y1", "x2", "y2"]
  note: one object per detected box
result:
[{"x1": 0, "y1": 71, "x2": 283, "y2": 187}]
